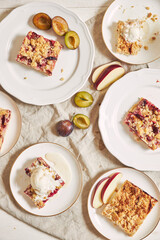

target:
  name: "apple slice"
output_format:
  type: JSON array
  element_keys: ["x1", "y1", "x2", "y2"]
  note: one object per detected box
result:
[
  {"x1": 101, "y1": 172, "x2": 123, "y2": 204},
  {"x1": 92, "y1": 177, "x2": 109, "y2": 208},
  {"x1": 92, "y1": 62, "x2": 125, "y2": 90},
  {"x1": 92, "y1": 61, "x2": 122, "y2": 83}
]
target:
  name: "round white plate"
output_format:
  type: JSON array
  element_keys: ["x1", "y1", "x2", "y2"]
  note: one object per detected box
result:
[
  {"x1": 10, "y1": 142, "x2": 82, "y2": 216},
  {"x1": 99, "y1": 68, "x2": 160, "y2": 171},
  {"x1": 88, "y1": 167, "x2": 160, "y2": 240},
  {"x1": 102, "y1": 0, "x2": 160, "y2": 64},
  {"x1": 0, "y1": 2, "x2": 94, "y2": 105},
  {"x1": 0, "y1": 91, "x2": 21, "y2": 157}
]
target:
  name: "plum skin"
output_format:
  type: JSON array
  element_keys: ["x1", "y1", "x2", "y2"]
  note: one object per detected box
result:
[{"x1": 57, "y1": 120, "x2": 74, "y2": 137}]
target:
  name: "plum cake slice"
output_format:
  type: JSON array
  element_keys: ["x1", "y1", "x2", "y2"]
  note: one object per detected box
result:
[
  {"x1": 116, "y1": 19, "x2": 144, "y2": 55},
  {"x1": 124, "y1": 98, "x2": 160, "y2": 150},
  {"x1": 16, "y1": 31, "x2": 62, "y2": 76},
  {"x1": 102, "y1": 180, "x2": 158, "y2": 236},
  {"x1": 24, "y1": 157, "x2": 65, "y2": 209},
  {"x1": 0, "y1": 108, "x2": 11, "y2": 150}
]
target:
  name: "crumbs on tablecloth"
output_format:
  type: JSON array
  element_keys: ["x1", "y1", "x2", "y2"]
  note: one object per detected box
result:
[
  {"x1": 156, "y1": 80, "x2": 160, "y2": 83},
  {"x1": 144, "y1": 46, "x2": 149, "y2": 50},
  {"x1": 24, "y1": 77, "x2": 27, "y2": 79},
  {"x1": 147, "y1": 13, "x2": 152, "y2": 18}
]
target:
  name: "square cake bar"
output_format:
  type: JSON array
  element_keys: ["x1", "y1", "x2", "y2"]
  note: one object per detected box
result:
[
  {"x1": 24, "y1": 157, "x2": 65, "y2": 209},
  {"x1": 102, "y1": 180, "x2": 158, "y2": 236},
  {"x1": 124, "y1": 98, "x2": 160, "y2": 150},
  {"x1": 16, "y1": 31, "x2": 62, "y2": 76},
  {"x1": 0, "y1": 108, "x2": 11, "y2": 150}
]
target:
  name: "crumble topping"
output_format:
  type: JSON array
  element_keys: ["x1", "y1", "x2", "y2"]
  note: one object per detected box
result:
[
  {"x1": 116, "y1": 20, "x2": 143, "y2": 55},
  {"x1": 16, "y1": 31, "x2": 62, "y2": 76},
  {"x1": 102, "y1": 180, "x2": 158, "y2": 236},
  {"x1": 124, "y1": 98, "x2": 160, "y2": 150}
]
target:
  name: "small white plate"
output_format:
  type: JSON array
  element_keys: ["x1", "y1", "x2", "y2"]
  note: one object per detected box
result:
[
  {"x1": 0, "y1": 2, "x2": 94, "y2": 105},
  {"x1": 88, "y1": 168, "x2": 160, "y2": 240},
  {"x1": 99, "y1": 68, "x2": 160, "y2": 171},
  {"x1": 0, "y1": 91, "x2": 21, "y2": 157},
  {"x1": 102, "y1": 0, "x2": 160, "y2": 64},
  {"x1": 10, "y1": 142, "x2": 82, "y2": 216}
]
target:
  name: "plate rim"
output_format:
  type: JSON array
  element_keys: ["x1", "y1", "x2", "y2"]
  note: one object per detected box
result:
[
  {"x1": 87, "y1": 167, "x2": 160, "y2": 240},
  {"x1": 102, "y1": 0, "x2": 160, "y2": 65},
  {"x1": 98, "y1": 68, "x2": 160, "y2": 171},
  {"x1": 0, "y1": 1, "x2": 95, "y2": 105},
  {"x1": 9, "y1": 142, "x2": 83, "y2": 217},
  {"x1": 0, "y1": 90, "x2": 22, "y2": 157}
]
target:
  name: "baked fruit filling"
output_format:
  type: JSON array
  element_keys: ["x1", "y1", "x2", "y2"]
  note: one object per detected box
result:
[
  {"x1": 124, "y1": 98, "x2": 160, "y2": 150},
  {"x1": 24, "y1": 157, "x2": 65, "y2": 209},
  {"x1": 0, "y1": 108, "x2": 11, "y2": 150},
  {"x1": 16, "y1": 31, "x2": 62, "y2": 76},
  {"x1": 102, "y1": 180, "x2": 158, "y2": 236}
]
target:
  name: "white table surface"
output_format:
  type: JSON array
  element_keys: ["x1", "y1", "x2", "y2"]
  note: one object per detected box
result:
[{"x1": 0, "y1": 0, "x2": 159, "y2": 239}]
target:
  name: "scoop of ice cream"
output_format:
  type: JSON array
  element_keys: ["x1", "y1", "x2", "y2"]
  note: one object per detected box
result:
[
  {"x1": 31, "y1": 166, "x2": 58, "y2": 196},
  {"x1": 122, "y1": 19, "x2": 145, "y2": 43}
]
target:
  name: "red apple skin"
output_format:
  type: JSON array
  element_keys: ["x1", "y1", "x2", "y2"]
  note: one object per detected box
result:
[
  {"x1": 101, "y1": 172, "x2": 122, "y2": 204},
  {"x1": 91, "y1": 177, "x2": 109, "y2": 208},
  {"x1": 94, "y1": 65, "x2": 122, "y2": 90}
]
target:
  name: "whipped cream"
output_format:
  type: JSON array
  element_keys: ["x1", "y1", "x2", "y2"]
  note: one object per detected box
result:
[
  {"x1": 122, "y1": 19, "x2": 145, "y2": 43},
  {"x1": 31, "y1": 166, "x2": 60, "y2": 196}
]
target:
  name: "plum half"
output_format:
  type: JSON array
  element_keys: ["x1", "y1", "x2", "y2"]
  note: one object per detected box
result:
[
  {"x1": 74, "y1": 91, "x2": 93, "y2": 108},
  {"x1": 52, "y1": 16, "x2": 68, "y2": 36},
  {"x1": 33, "y1": 13, "x2": 52, "y2": 30},
  {"x1": 73, "y1": 114, "x2": 90, "y2": 129},
  {"x1": 65, "y1": 31, "x2": 80, "y2": 49}
]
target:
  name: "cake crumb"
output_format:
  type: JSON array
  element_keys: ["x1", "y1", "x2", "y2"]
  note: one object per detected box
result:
[
  {"x1": 24, "y1": 77, "x2": 27, "y2": 79},
  {"x1": 60, "y1": 77, "x2": 64, "y2": 81},
  {"x1": 131, "y1": 6, "x2": 134, "y2": 8},
  {"x1": 145, "y1": 7, "x2": 150, "y2": 10},
  {"x1": 147, "y1": 13, "x2": 152, "y2": 18},
  {"x1": 156, "y1": 80, "x2": 160, "y2": 83},
  {"x1": 152, "y1": 36, "x2": 156, "y2": 40},
  {"x1": 61, "y1": 68, "x2": 64, "y2": 73},
  {"x1": 144, "y1": 46, "x2": 149, "y2": 50},
  {"x1": 151, "y1": 17, "x2": 156, "y2": 22},
  {"x1": 153, "y1": 14, "x2": 158, "y2": 18}
]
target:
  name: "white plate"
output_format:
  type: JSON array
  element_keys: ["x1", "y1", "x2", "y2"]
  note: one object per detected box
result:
[
  {"x1": 0, "y1": 2, "x2": 94, "y2": 105},
  {"x1": 0, "y1": 91, "x2": 21, "y2": 157},
  {"x1": 10, "y1": 142, "x2": 82, "y2": 216},
  {"x1": 99, "y1": 69, "x2": 160, "y2": 171},
  {"x1": 102, "y1": 0, "x2": 160, "y2": 64},
  {"x1": 88, "y1": 167, "x2": 160, "y2": 240}
]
